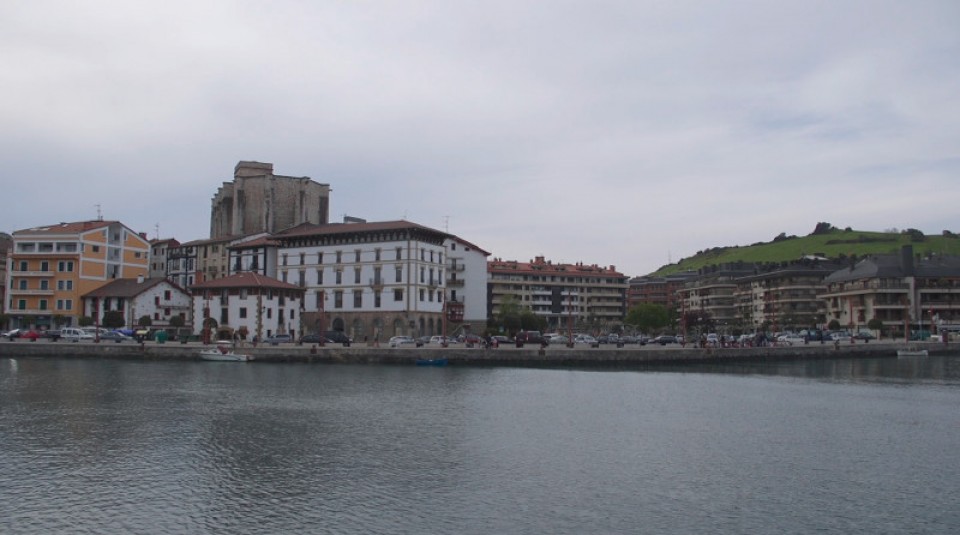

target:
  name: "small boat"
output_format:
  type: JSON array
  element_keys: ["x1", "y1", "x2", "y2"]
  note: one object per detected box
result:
[
  {"x1": 200, "y1": 342, "x2": 253, "y2": 362},
  {"x1": 897, "y1": 348, "x2": 929, "y2": 358},
  {"x1": 415, "y1": 357, "x2": 448, "y2": 366}
]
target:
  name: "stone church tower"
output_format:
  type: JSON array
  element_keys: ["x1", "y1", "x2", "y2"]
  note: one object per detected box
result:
[{"x1": 210, "y1": 161, "x2": 330, "y2": 239}]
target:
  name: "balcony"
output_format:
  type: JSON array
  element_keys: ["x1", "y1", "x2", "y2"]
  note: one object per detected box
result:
[
  {"x1": 8, "y1": 288, "x2": 56, "y2": 296},
  {"x1": 448, "y1": 264, "x2": 466, "y2": 272},
  {"x1": 446, "y1": 278, "x2": 465, "y2": 287},
  {"x1": 9, "y1": 271, "x2": 54, "y2": 277},
  {"x1": 368, "y1": 277, "x2": 384, "y2": 290}
]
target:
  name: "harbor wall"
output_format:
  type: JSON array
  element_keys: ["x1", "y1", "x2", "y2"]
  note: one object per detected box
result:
[{"x1": 0, "y1": 340, "x2": 955, "y2": 367}]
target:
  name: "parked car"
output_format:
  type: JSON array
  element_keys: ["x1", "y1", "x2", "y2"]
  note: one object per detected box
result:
[
  {"x1": 515, "y1": 331, "x2": 546, "y2": 346},
  {"x1": 548, "y1": 334, "x2": 570, "y2": 345},
  {"x1": 463, "y1": 334, "x2": 482, "y2": 346},
  {"x1": 490, "y1": 335, "x2": 512, "y2": 345},
  {"x1": 264, "y1": 334, "x2": 293, "y2": 345},
  {"x1": 830, "y1": 331, "x2": 852, "y2": 342},
  {"x1": 389, "y1": 335, "x2": 416, "y2": 347},
  {"x1": 652, "y1": 335, "x2": 677, "y2": 345},
  {"x1": 98, "y1": 331, "x2": 131, "y2": 343},
  {"x1": 429, "y1": 335, "x2": 450, "y2": 345},
  {"x1": 575, "y1": 334, "x2": 598, "y2": 345},
  {"x1": 2, "y1": 329, "x2": 22, "y2": 340},
  {"x1": 853, "y1": 332, "x2": 876, "y2": 341},
  {"x1": 300, "y1": 333, "x2": 326, "y2": 344},
  {"x1": 323, "y1": 331, "x2": 352, "y2": 346},
  {"x1": 42, "y1": 329, "x2": 62, "y2": 341},
  {"x1": 777, "y1": 334, "x2": 806, "y2": 346},
  {"x1": 60, "y1": 328, "x2": 94, "y2": 342}
]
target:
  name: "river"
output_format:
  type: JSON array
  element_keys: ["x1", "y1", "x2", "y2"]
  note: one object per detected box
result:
[{"x1": 2, "y1": 356, "x2": 958, "y2": 534}]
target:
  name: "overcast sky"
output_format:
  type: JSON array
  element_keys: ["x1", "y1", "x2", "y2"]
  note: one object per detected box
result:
[{"x1": 2, "y1": 1, "x2": 958, "y2": 276}]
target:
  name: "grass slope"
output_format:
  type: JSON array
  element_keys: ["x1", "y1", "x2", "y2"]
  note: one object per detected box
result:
[{"x1": 654, "y1": 229, "x2": 960, "y2": 276}]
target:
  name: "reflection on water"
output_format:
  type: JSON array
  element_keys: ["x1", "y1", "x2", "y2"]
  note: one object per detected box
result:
[{"x1": 1, "y1": 356, "x2": 959, "y2": 534}]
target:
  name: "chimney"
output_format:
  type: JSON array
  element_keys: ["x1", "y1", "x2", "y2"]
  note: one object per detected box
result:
[{"x1": 900, "y1": 245, "x2": 914, "y2": 276}]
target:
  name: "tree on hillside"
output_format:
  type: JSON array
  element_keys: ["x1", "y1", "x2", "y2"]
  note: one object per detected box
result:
[
  {"x1": 138, "y1": 315, "x2": 153, "y2": 327},
  {"x1": 625, "y1": 303, "x2": 671, "y2": 334},
  {"x1": 78, "y1": 316, "x2": 94, "y2": 327},
  {"x1": 811, "y1": 222, "x2": 836, "y2": 235}
]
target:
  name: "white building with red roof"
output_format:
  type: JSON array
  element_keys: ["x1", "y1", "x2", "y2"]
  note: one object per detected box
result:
[{"x1": 189, "y1": 272, "x2": 305, "y2": 341}]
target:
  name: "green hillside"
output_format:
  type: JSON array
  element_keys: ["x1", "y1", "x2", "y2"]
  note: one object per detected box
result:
[{"x1": 653, "y1": 225, "x2": 960, "y2": 276}]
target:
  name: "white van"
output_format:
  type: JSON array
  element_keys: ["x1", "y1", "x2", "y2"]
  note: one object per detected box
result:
[{"x1": 61, "y1": 328, "x2": 94, "y2": 342}]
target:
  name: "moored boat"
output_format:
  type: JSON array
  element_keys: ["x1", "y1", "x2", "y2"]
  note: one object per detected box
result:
[
  {"x1": 897, "y1": 348, "x2": 928, "y2": 358},
  {"x1": 415, "y1": 357, "x2": 448, "y2": 366},
  {"x1": 200, "y1": 342, "x2": 253, "y2": 362}
]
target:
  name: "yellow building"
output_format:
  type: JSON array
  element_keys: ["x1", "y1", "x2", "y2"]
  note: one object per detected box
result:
[{"x1": 6, "y1": 220, "x2": 150, "y2": 330}]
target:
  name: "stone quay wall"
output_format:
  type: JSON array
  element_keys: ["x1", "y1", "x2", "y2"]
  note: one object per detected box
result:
[{"x1": 0, "y1": 339, "x2": 955, "y2": 367}]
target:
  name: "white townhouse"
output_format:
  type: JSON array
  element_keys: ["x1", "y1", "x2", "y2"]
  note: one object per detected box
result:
[
  {"x1": 270, "y1": 220, "x2": 489, "y2": 342},
  {"x1": 82, "y1": 276, "x2": 191, "y2": 329},
  {"x1": 189, "y1": 272, "x2": 304, "y2": 341}
]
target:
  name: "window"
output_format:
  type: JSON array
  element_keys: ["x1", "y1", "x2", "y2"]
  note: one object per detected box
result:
[
  {"x1": 438, "y1": 253, "x2": 442, "y2": 264},
  {"x1": 92, "y1": 245, "x2": 100, "y2": 253},
  {"x1": 316, "y1": 290, "x2": 324, "y2": 309},
  {"x1": 39, "y1": 300, "x2": 48, "y2": 310},
  {"x1": 334, "y1": 291, "x2": 343, "y2": 308},
  {"x1": 355, "y1": 250, "x2": 361, "y2": 262},
  {"x1": 282, "y1": 271, "x2": 288, "y2": 283},
  {"x1": 396, "y1": 247, "x2": 402, "y2": 260},
  {"x1": 164, "y1": 290, "x2": 171, "y2": 300},
  {"x1": 374, "y1": 291, "x2": 381, "y2": 308},
  {"x1": 375, "y1": 249, "x2": 381, "y2": 261},
  {"x1": 282, "y1": 254, "x2": 288, "y2": 266},
  {"x1": 317, "y1": 269, "x2": 324, "y2": 284},
  {"x1": 421, "y1": 249, "x2": 425, "y2": 261},
  {"x1": 317, "y1": 252, "x2": 323, "y2": 264},
  {"x1": 430, "y1": 251, "x2": 434, "y2": 262},
  {"x1": 240, "y1": 308, "x2": 247, "y2": 319},
  {"x1": 420, "y1": 267, "x2": 425, "y2": 283},
  {"x1": 57, "y1": 299, "x2": 63, "y2": 310},
  {"x1": 354, "y1": 268, "x2": 361, "y2": 284},
  {"x1": 300, "y1": 253, "x2": 305, "y2": 265},
  {"x1": 336, "y1": 269, "x2": 342, "y2": 284},
  {"x1": 18, "y1": 300, "x2": 26, "y2": 310},
  {"x1": 395, "y1": 266, "x2": 403, "y2": 283},
  {"x1": 419, "y1": 289, "x2": 425, "y2": 301},
  {"x1": 394, "y1": 289, "x2": 403, "y2": 301},
  {"x1": 18, "y1": 280, "x2": 27, "y2": 290},
  {"x1": 353, "y1": 290, "x2": 362, "y2": 308},
  {"x1": 336, "y1": 251, "x2": 342, "y2": 263},
  {"x1": 18, "y1": 261, "x2": 27, "y2": 271},
  {"x1": 65, "y1": 299, "x2": 73, "y2": 310},
  {"x1": 40, "y1": 280, "x2": 49, "y2": 290},
  {"x1": 299, "y1": 270, "x2": 306, "y2": 287},
  {"x1": 41, "y1": 261, "x2": 49, "y2": 272},
  {"x1": 373, "y1": 267, "x2": 382, "y2": 284}
]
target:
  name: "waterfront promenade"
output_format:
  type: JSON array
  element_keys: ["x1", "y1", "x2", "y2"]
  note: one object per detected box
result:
[{"x1": 0, "y1": 338, "x2": 954, "y2": 366}]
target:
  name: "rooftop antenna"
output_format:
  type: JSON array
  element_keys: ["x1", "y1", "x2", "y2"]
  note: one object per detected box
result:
[
  {"x1": 443, "y1": 215, "x2": 450, "y2": 233},
  {"x1": 155, "y1": 223, "x2": 160, "y2": 240},
  {"x1": 94, "y1": 204, "x2": 103, "y2": 221}
]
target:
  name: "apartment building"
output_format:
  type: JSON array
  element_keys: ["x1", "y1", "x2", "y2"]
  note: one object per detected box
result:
[
  {"x1": 0, "y1": 232, "x2": 11, "y2": 316},
  {"x1": 167, "y1": 235, "x2": 238, "y2": 288},
  {"x1": 149, "y1": 238, "x2": 180, "y2": 279},
  {"x1": 488, "y1": 256, "x2": 628, "y2": 332},
  {"x1": 627, "y1": 271, "x2": 697, "y2": 310},
  {"x1": 5, "y1": 220, "x2": 150, "y2": 329},
  {"x1": 679, "y1": 264, "x2": 755, "y2": 332},
  {"x1": 269, "y1": 220, "x2": 488, "y2": 342},
  {"x1": 734, "y1": 260, "x2": 841, "y2": 332},
  {"x1": 819, "y1": 247, "x2": 960, "y2": 336}
]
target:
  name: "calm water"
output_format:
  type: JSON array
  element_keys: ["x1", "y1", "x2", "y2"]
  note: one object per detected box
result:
[{"x1": 2, "y1": 356, "x2": 959, "y2": 534}]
